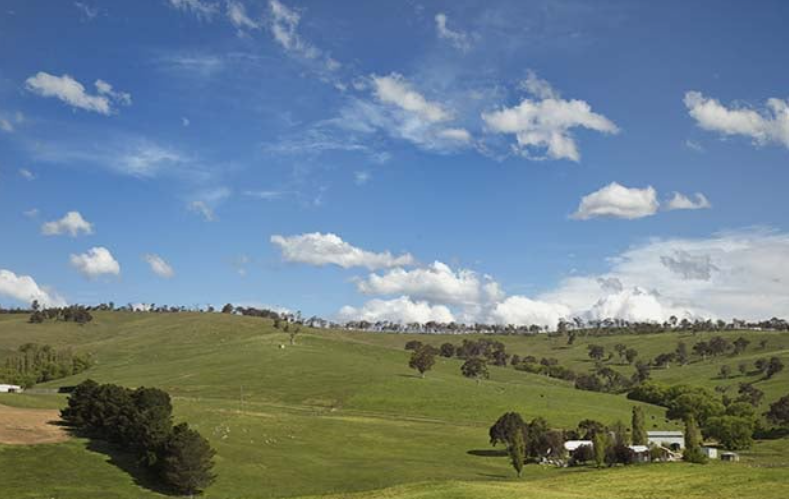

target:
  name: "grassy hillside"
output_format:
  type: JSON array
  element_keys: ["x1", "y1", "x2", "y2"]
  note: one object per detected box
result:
[{"x1": 0, "y1": 312, "x2": 787, "y2": 499}]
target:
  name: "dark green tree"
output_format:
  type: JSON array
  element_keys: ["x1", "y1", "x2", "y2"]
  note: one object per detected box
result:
[
  {"x1": 683, "y1": 416, "x2": 707, "y2": 464},
  {"x1": 160, "y1": 423, "x2": 216, "y2": 496},
  {"x1": 766, "y1": 357, "x2": 784, "y2": 379},
  {"x1": 766, "y1": 395, "x2": 789, "y2": 427},
  {"x1": 588, "y1": 345, "x2": 605, "y2": 362},
  {"x1": 439, "y1": 343, "x2": 455, "y2": 357},
  {"x1": 592, "y1": 431, "x2": 608, "y2": 468},
  {"x1": 461, "y1": 357, "x2": 489, "y2": 384},
  {"x1": 631, "y1": 406, "x2": 647, "y2": 445},
  {"x1": 508, "y1": 429, "x2": 525, "y2": 478},
  {"x1": 489, "y1": 412, "x2": 525, "y2": 447},
  {"x1": 408, "y1": 346, "x2": 436, "y2": 378}
]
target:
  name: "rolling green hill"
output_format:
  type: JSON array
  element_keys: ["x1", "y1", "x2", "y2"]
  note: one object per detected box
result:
[{"x1": 0, "y1": 312, "x2": 787, "y2": 499}]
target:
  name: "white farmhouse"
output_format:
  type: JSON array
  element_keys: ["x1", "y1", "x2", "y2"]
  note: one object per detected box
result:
[
  {"x1": 564, "y1": 440, "x2": 593, "y2": 452},
  {"x1": 0, "y1": 384, "x2": 23, "y2": 393},
  {"x1": 647, "y1": 430, "x2": 684, "y2": 450}
]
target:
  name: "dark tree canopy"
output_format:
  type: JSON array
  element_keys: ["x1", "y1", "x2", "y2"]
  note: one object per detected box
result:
[
  {"x1": 161, "y1": 423, "x2": 217, "y2": 496},
  {"x1": 461, "y1": 357, "x2": 489, "y2": 382},
  {"x1": 489, "y1": 412, "x2": 525, "y2": 447},
  {"x1": 408, "y1": 346, "x2": 436, "y2": 378}
]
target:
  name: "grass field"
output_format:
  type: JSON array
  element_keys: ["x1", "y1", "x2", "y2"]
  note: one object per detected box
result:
[{"x1": 0, "y1": 312, "x2": 787, "y2": 498}]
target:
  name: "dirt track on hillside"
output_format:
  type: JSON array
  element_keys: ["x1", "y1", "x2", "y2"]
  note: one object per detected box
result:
[{"x1": 0, "y1": 403, "x2": 68, "y2": 445}]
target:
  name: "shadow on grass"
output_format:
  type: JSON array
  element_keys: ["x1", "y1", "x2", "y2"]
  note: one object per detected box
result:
[
  {"x1": 64, "y1": 426, "x2": 173, "y2": 496},
  {"x1": 467, "y1": 449, "x2": 507, "y2": 457}
]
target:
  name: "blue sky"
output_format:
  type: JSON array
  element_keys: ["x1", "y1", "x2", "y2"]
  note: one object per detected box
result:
[{"x1": 1, "y1": 0, "x2": 788, "y2": 325}]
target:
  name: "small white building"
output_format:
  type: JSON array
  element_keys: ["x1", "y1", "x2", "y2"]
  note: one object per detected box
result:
[
  {"x1": 564, "y1": 440, "x2": 593, "y2": 452},
  {"x1": 702, "y1": 446, "x2": 718, "y2": 459},
  {"x1": 647, "y1": 430, "x2": 684, "y2": 450},
  {"x1": 0, "y1": 384, "x2": 23, "y2": 393}
]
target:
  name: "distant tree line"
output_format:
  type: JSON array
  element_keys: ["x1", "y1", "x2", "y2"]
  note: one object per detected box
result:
[
  {"x1": 0, "y1": 343, "x2": 92, "y2": 388},
  {"x1": 28, "y1": 305, "x2": 94, "y2": 325},
  {"x1": 62, "y1": 380, "x2": 216, "y2": 496}
]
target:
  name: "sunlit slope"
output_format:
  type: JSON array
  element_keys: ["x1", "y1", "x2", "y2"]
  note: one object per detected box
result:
[{"x1": 0, "y1": 312, "x2": 787, "y2": 499}]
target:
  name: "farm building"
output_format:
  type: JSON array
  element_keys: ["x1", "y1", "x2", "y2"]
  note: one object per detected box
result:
[
  {"x1": 628, "y1": 445, "x2": 650, "y2": 463},
  {"x1": 647, "y1": 430, "x2": 684, "y2": 450},
  {"x1": 0, "y1": 384, "x2": 23, "y2": 393},
  {"x1": 702, "y1": 446, "x2": 718, "y2": 459},
  {"x1": 564, "y1": 440, "x2": 593, "y2": 452},
  {"x1": 721, "y1": 452, "x2": 740, "y2": 462}
]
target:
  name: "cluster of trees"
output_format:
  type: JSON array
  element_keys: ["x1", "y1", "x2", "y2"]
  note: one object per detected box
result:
[
  {"x1": 627, "y1": 381, "x2": 780, "y2": 449},
  {"x1": 488, "y1": 406, "x2": 700, "y2": 476},
  {"x1": 62, "y1": 380, "x2": 216, "y2": 496},
  {"x1": 29, "y1": 304, "x2": 94, "y2": 325},
  {"x1": 0, "y1": 343, "x2": 92, "y2": 388},
  {"x1": 341, "y1": 314, "x2": 789, "y2": 335},
  {"x1": 405, "y1": 341, "x2": 492, "y2": 382}
]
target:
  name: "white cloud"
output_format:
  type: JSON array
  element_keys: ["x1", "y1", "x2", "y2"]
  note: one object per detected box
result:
[
  {"x1": 0, "y1": 118, "x2": 13, "y2": 133},
  {"x1": 95, "y1": 79, "x2": 132, "y2": 106},
  {"x1": 372, "y1": 73, "x2": 451, "y2": 123},
  {"x1": 117, "y1": 142, "x2": 183, "y2": 177},
  {"x1": 267, "y1": 0, "x2": 338, "y2": 74},
  {"x1": 0, "y1": 269, "x2": 66, "y2": 308},
  {"x1": 271, "y1": 232, "x2": 415, "y2": 270},
  {"x1": 541, "y1": 228, "x2": 789, "y2": 321},
  {"x1": 585, "y1": 287, "x2": 695, "y2": 323},
  {"x1": 485, "y1": 295, "x2": 570, "y2": 329},
  {"x1": 438, "y1": 128, "x2": 472, "y2": 142},
  {"x1": 519, "y1": 70, "x2": 560, "y2": 100},
  {"x1": 144, "y1": 254, "x2": 175, "y2": 278},
  {"x1": 70, "y1": 247, "x2": 120, "y2": 279},
  {"x1": 482, "y1": 73, "x2": 618, "y2": 161},
  {"x1": 227, "y1": 0, "x2": 259, "y2": 31},
  {"x1": 357, "y1": 261, "x2": 502, "y2": 307},
  {"x1": 74, "y1": 2, "x2": 99, "y2": 20},
  {"x1": 338, "y1": 296, "x2": 455, "y2": 324},
  {"x1": 435, "y1": 13, "x2": 471, "y2": 51},
  {"x1": 41, "y1": 211, "x2": 94, "y2": 237},
  {"x1": 168, "y1": 0, "x2": 218, "y2": 19},
  {"x1": 23, "y1": 208, "x2": 39, "y2": 218},
  {"x1": 684, "y1": 91, "x2": 789, "y2": 148},
  {"x1": 665, "y1": 192, "x2": 711, "y2": 211},
  {"x1": 18, "y1": 168, "x2": 36, "y2": 181},
  {"x1": 188, "y1": 187, "x2": 230, "y2": 222},
  {"x1": 25, "y1": 72, "x2": 130, "y2": 115},
  {"x1": 572, "y1": 182, "x2": 659, "y2": 220}
]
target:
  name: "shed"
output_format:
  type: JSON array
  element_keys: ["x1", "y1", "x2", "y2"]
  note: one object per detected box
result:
[
  {"x1": 564, "y1": 440, "x2": 593, "y2": 452},
  {"x1": 721, "y1": 452, "x2": 740, "y2": 462},
  {"x1": 628, "y1": 445, "x2": 650, "y2": 463},
  {"x1": 647, "y1": 430, "x2": 684, "y2": 450},
  {"x1": 701, "y1": 446, "x2": 718, "y2": 459},
  {"x1": 0, "y1": 384, "x2": 23, "y2": 393}
]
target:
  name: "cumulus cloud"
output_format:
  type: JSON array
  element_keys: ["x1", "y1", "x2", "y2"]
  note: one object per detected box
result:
[
  {"x1": 143, "y1": 254, "x2": 175, "y2": 278},
  {"x1": 25, "y1": 72, "x2": 131, "y2": 115},
  {"x1": 482, "y1": 73, "x2": 618, "y2": 161},
  {"x1": 357, "y1": 261, "x2": 502, "y2": 307},
  {"x1": 41, "y1": 211, "x2": 94, "y2": 237},
  {"x1": 660, "y1": 250, "x2": 718, "y2": 280},
  {"x1": 0, "y1": 269, "x2": 66, "y2": 307},
  {"x1": 585, "y1": 287, "x2": 694, "y2": 323},
  {"x1": 271, "y1": 232, "x2": 415, "y2": 270},
  {"x1": 541, "y1": 228, "x2": 789, "y2": 321},
  {"x1": 485, "y1": 296, "x2": 571, "y2": 329},
  {"x1": 338, "y1": 296, "x2": 455, "y2": 324},
  {"x1": 70, "y1": 247, "x2": 121, "y2": 278},
  {"x1": 665, "y1": 192, "x2": 711, "y2": 211},
  {"x1": 168, "y1": 0, "x2": 218, "y2": 19},
  {"x1": 435, "y1": 13, "x2": 471, "y2": 51},
  {"x1": 572, "y1": 182, "x2": 659, "y2": 220},
  {"x1": 684, "y1": 91, "x2": 789, "y2": 148}
]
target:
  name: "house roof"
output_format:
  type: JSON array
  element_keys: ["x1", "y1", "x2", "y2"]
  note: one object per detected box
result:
[
  {"x1": 564, "y1": 440, "x2": 593, "y2": 451},
  {"x1": 629, "y1": 445, "x2": 649, "y2": 453},
  {"x1": 647, "y1": 431, "x2": 683, "y2": 437}
]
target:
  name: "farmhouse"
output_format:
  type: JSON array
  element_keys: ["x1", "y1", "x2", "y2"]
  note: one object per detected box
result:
[
  {"x1": 564, "y1": 440, "x2": 593, "y2": 452},
  {"x1": 647, "y1": 430, "x2": 684, "y2": 450},
  {"x1": 721, "y1": 452, "x2": 740, "y2": 462},
  {"x1": 702, "y1": 446, "x2": 718, "y2": 459},
  {"x1": 0, "y1": 384, "x2": 22, "y2": 393}
]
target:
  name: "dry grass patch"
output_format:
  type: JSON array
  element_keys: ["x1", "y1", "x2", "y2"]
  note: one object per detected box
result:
[{"x1": 0, "y1": 403, "x2": 68, "y2": 445}]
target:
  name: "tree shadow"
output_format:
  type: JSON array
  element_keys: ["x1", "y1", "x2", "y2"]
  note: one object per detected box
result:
[
  {"x1": 467, "y1": 449, "x2": 507, "y2": 457},
  {"x1": 475, "y1": 472, "x2": 509, "y2": 478},
  {"x1": 395, "y1": 374, "x2": 423, "y2": 379},
  {"x1": 64, "y1": 426, "x2": 174, "y2": 496}
]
